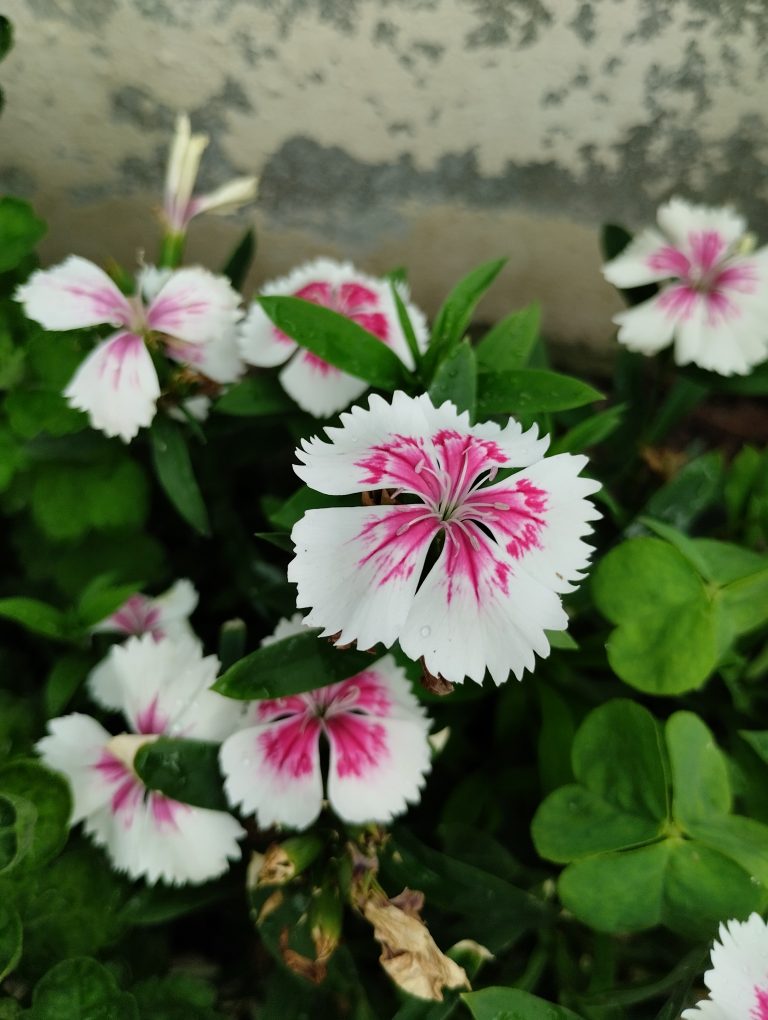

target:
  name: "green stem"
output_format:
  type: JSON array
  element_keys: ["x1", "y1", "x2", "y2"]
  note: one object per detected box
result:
[{"x1": 158, "y1": 231, "x2": 187, "y2": 269}]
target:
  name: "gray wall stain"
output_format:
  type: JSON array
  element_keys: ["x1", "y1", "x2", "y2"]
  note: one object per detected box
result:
[{"x1": 464, "y1": 0, "x2": 554, "y2": 48}]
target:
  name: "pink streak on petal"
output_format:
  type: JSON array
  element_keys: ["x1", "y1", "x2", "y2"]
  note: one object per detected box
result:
[
  {"x1": 147, "y1": 287, "x2": 211, "y2": 334},
  {"x1": 355, "y1": 434, "x2": 438, "y2": 498},
  {"x1": 703, "y1": 288, "x2": 739, "y2": 325},
  {"x1": 94, "y1": 751, "x2": 144, "y2": 821},
  {"x1": 442, "y1": 522, "x2": 511, "y2": 605},
  {"x1": 62, "y1": 283, "x2": 133, "y2": 327},
  {"x1": 336, "y1": 282, "x2": 379, "y2": 311},
  {"x1": 294, "y1": 281, "x2": 333, "y2": 304},
  {"x1": 647, "y1": 245, "x2": 690, "y2": 277},
  {"x1": 432, "y1": 430, "x2": 507, "y2": 504},
  {"x1": 464, "y1": 479, "x2": 547, "y2": 559},
  {"x1": 657, "y1": 285, "x2": 699, "y2": 321},
  {"x1": 688, "y1": 230, "x2": 727, "y2": 273},
  {"x1": 136, "y1": 695, "x2": 169, "y2": 735},
  {"x1": 715, "y1": 261, "x2": 759, "y2": 294},
  {"x1": 299, "y1": 349, "x2": 342, "y2": 377},
  {"x1": 752, "y1": 986, "x2": 768, "y2": 1020},
  {"x1": 350, "y1": 310, "x2": 389, "y2": 341},
  {"x1": 259, "y1": 716, "x2": 322, "y2": 779},
  {"x1": 330, "y1": 670, "x2": 392, "y2": 715},
  {"x1": 150, "y1": 793, "x2": 186, "y2": 829},
  {"x1": 256, "y1": 695, "x2": 312, "y2": 722},
  {"x1": 93, "y1": 751, "x2": 128, "y2": 784},
  {"x1": 326, "y1": 714, "x2": 388, "y2": 778},
  {"x1": 110, "y1": 595, "x2": 164, "y2": 639},
  {"x1": 96, "y1": 333, "x2": 149, "y2": 391},
  {"x1": 357, "y1": 507, "x2": 440, "y2": 586}
]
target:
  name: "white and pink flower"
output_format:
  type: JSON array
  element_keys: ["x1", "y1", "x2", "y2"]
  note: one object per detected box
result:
[
  {"x1": 163, "y1": 113, "x2": 258, "y2": 234},
  {"x1": 219, "y1": 615, "x2": 432, "y2": 829},
  {"x1": 682, "y1": 912, "x2": 768, "y2": 1020},
  {"x1": 238, "y1": 258, "x2": 428, "y2": 418},
  {"x1": 91, "y1": 578, "x2": 198, "y2": 643},
  {"x1": 288, "y1": 392, "x2": 601, "y2": 686},
  {"x1": 38, "y1": 634, "x2": 245, "y2": 885},
  {"x1": 602, "y1": 198, "x2": 768, "y2": 375},
  {"x1": 15, "y1": 257, "x2": 243, "y2": 441}
]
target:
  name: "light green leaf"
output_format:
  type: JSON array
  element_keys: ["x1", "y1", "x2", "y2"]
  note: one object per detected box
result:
[
  {"x1": 550, "y1": 404, "x2": 625, "y2": 455},
  {"x1": 475, "y1": 303, "x2": 540, "y2": 373},
  {"x1": 0, "y1": 597, "x2": 70, "y2": 641},
  {"x1": 214, "y1": 374, "x2": 294, "y2": 416},
  {"x1": 259, "y1": 295, "x2": 405, "y2": 390},
  {"x1": 477, "y1": 370, "x2": 603, "y2": 417},
  {"x1": 666, "y1": 712, "x2": 731, "y2": 824},
  {"x1": 462, "y1": 987, "x2": 583, "y2": 1020},
  {"x1": 428, "y1": 339, "x2": 477, "y2": 418},
  {"x1": 0, "y1": 197, "x2": 46, "y2": 272}
]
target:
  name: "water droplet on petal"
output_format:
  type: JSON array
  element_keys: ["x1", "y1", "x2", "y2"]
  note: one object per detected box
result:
[{"x1": 420, "y1": 626, "x2": 431, "y2": 638}]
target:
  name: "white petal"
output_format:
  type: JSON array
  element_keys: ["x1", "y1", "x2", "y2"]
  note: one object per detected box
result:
[
  {"x1": 294, "y1": 392, "x2": 547, "y2": 497},
  {"x1": 238, "y1": 301, "x2": 296, "y2": 368},
  {"x1": 86, "y1": 792, "x2": 244, "y2": 885},
  {"x1": 89, "y1": 634, "x2": 241, "y2": 741},
  {"x1": 220, "y1": 714, "x2": 324, "y2": 829},
  {"x1": 36, "y1": 713, "x2": 114, "y2": 822},
  {"x1": 657, "y1": 197, "x2": 747, "y2": 251},
  {"x1": 674, "y1": 290, "x2": 768, "y2": 376},
  {"x1": 691, "y1": 913, "x2": 768, "y2": 1020},
  {"x1": 602, "y1": 227, "x2": 679, "y2": 288},
  {"x1": 325, "y1": 655, "x2": 431, "y2": 823},
  {"x1": 614, "y1": 295, "x2": 677, "y2": 356},
  {"x1": 153, "y1": 579, "x2": 199, "y2": 639},
  {"x1": 163, "y1": 113, "x2": 208, "y2": 233},
  {"x1": 90, "y1": 593, "x2": 160, "y2": 640},
  {"x1": 188, "y1": 176, "x2": 258, "y2": 218},
  {"x1": 279, "y1": 351, "x2": 368, "y2": 417},
  {"x1": 167, "y1": 395, "x2": 212, "y2": 424},
  {"x1": 166, "y1": 322, "x2": 245, "y2": 384},
  {"x1": 289, "y1": 504, "x2": 439, "y2": 651},
  {"x1": 261, "y1": 613, "x2": 312, "y2": 647},
  {"x1": 64, "y1": 331, "x2": 160, "y2": 442},
  {"x1": 147, "y1": 267, "x2": 241, "y2": 346},
  {"x1": 137, "y1": 264, "x2": 172, "y2": 304},
  {"x1": 15, "y1": 255, "x2": 133, "y2": 331}
]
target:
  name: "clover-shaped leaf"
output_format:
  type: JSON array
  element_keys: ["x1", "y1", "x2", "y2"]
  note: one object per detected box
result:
[{"x1": 532, "y1": 700, "x2": 768, "y2": 937}]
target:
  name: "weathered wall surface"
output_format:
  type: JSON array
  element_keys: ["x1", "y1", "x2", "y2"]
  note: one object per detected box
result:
[{"x1": 3, "y1": 0, "x2": 768, "y2": 358}]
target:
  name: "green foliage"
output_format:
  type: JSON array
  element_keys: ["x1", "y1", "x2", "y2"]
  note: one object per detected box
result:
[
  {"x1": 476, "y1": 369, "x2": 603, "y2": 417},
  {"x1": 428, "y1": 340, "x2": 477, "y2": 418},
  {"x1": 135, "y1": 739, "x2": 228, "y2": 811},
  {"x1": 475, "y1": 303, "x2": 540, "y2": 372},
  {"x1": 150, "y1": 416, "x2": 210, "y2": 535},
  {"x1": 0, "y1": 760, "x2": 71, "y2": 872},
  {"x1": 0, "y1": 902, "x2": 22, "y2": 983},
  {"x1": 0, "y1": 198, "x2": 46, "y2": 273},
  {"x1": 222, "y1": 227, "x2": 256, "y2": 290},
  {"x1": 533, "y1": 700, "x2": 768, "y2": 937},
  {"x1": 29, "y1": 957, "x2": 138, "y2": 1019},
  {"x1": 214, "y1": 374, "x2": 294, "y2": 416},
  {"x1": 463, "y1": 987, "x2": 583, "y2": 1020}
]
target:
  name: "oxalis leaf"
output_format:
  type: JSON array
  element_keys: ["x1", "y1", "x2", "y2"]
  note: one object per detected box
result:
[
  {"x1": 532, "y1": 700, "x2": 768, "y2": 938},
  {"x1": 259, "y1": 295, "x2": 406, "y2": 390},
  {"x1": 149, "y1": 416, "x2": 210, "y2": 536},
  {"x1": 213, "y1": 628, "x2": 375, "y2": 700},
  {"x1": 29, "y1": 957, "x2": 138, "y2": 1020}
]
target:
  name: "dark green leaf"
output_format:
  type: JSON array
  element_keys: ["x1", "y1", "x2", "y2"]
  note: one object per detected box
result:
[
  {"x1": 0, "y1": 17, "x2": 13, "y2": 62},
  {"x1": 0, "y1": 793, "x2": 36, "y2": 876},
  {"x1": 425, "y1": 258, "x2": 507, "y2": 375},
  {"x1": 643, "y1": 452, "x2": 723, "y2": 532},
  {"x1": 214, "y1": 374, "x2": 294, "y2": 416},
  {"x1": 150, "y1": 416, "x2": 210, "y2": 536},
  {"x1": 462, "y1": 987, "x2": 583, "y2": 1020},
  {"x1": 76, "y1": 576, "x2": 142, "y2": 627},
  {"x1": 477, "y1": 369, "x2": 603, "y2": 417},
  {"x1": 391, "y1": 281, "x2": 423, "y2": 369},
  {"x1": 30, "y1": 957, "x2": 138, "y2": 1020},
  {"x1": 428, "y1": 340, "x2": 477, "y2": 418},
  {"x1": 0, "y1": 902, "x2": 21, "y2": 983},
  {"x1": 213, "y1": 629, "x2": 375, "y2": 700},
  {"x1": 550, "y1": 404, "x2": 625, "y2": 455},
  {"x1": 134, "y1": 739, "x2": 227, "y2": 811},
  {"x1": 44, "y1": 654, "x2": 92, "y2": 718},
  {"x1": 475, "y1": 303, "x2": 540, "y2": 372},
  {"x1": 222, "y1": 227, "x2": 256, "y2": 290},
  {"x1": 259, "y1": 295, "x2": 405, "y2": 390},
  {"x1": 0, "y1": 597, "x2": 70, "y2": 640},
  {"x1": 267, "y1": 485, "x2": 358, "y2": 532},
  {"x1": 0, "y1": 760, "x2": 71, "y2": 871},
  {"x1": 0, "y1": 197, "x2": 46, "y2": 273}
]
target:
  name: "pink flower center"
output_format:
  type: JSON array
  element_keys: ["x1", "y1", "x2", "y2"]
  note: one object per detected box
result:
[{"x1": 110, "y1": 595, "x2": 164, "y2": 640}]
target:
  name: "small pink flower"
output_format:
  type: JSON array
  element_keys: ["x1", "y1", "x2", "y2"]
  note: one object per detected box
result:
[
  {"x1": 163, "y1": 113, "x2": 257, "y2": 234},
  {"x1": 602, "y1": 198, "x2": 768, "y2": 375},
  {"x1": 15, "y1": 258, "x2": 243, "y2": 441},
  {"x1": 38, "y1": 634, "x2": 245, "y2": 885},
  {"x1": 238, "y1": 258, "x2": 428, "y2": 417},
  {"x1": 682, "y1": 913, "x2": 768, "y2": 1020},
  {"x1": 288, "y1": 392, "x2": 601, "y2": 686},
  {"x1": 91, "y1": 579, "x2": 198, "y2": 643},
  {"x1": 219, "y1": 616, "x2": 432, "y2": 829}
]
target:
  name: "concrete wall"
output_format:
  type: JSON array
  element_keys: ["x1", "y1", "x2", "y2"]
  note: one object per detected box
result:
[{"x1": 3, "y1": 0, "x2": 768, "y2": 360}]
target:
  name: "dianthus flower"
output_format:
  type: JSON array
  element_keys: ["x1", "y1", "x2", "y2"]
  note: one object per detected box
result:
[
  {"x1": 238, "y1": 258, "x2": 428, "y2": 417},
  {"x1": 38, "y1": 634, "x2": 245, "y2": 885},
  {"x1": 602, "y1": 198, "x2": 768, "y2": 375},
  {"x1": 91, "y1": 578, "x2": 197, "y2": 642},
  {"x1": 219, "y1": 616, "x2": 432, "y2": 829},
  {"x1": 16, "y1": 259, "x2": 243, "y2": 441},
  {"x1": 682, "y1": 913, "x2": 768, "y2": 1020},
  {"x1": 288, "y1": 392, "x2": 600, "y2": 685}
]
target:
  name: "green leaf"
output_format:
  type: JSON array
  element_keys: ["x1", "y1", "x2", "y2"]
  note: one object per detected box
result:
[
  {"x1": 391, "y1": 281, "x2": 423, "y2": 369},
  {"x1": 132, "y1": 973, "x2": 224, "y2": 1020},
  {"x1": 462, "y1": 987, "x2": 583, "y2": 1020},
  {"x1": 0, "y1": 761, "x2": 71, "y2": 873},
  {"x1": 214, "y1": 374, "x2": 294, "y2": 416},
  {"x1": 222, "y1": 226, "x2": 256, "y2": 290},
  {"x1": 477, "y1": 370, "x2": 603, "y2": 417},
  {"x1": 150, "y1": 416, "x2": 210, "y2": 536},
  {"x1": 592, "y1": 538, "x2": 720, "y2": 694},
  {"x1": 666, "y1": 712, "x2": 730, "y2": 824},
  {"x1": 0, "y1": 197, "x2": 46, "y2": 273},
  {"x1": 475, "y1": 303, "x2": 540, "y2": 373},
  {"x1": 550, "y1": 404, "x2": 625, "y2": 455},
  {"x1": 0, "y1": 17, "x2": 13, "y2": 61},
  {"x1": 76, "y1": 576, "x2": 142, "y2": 628},
  {"x1": 267, "y1": 484, "x2": 358, "y2": 532},
  {"x1": 44, "y1": 654, "x2": 92, "y2": 718},
  {"x1": 258, "y1": 295, "x2": 405, "y2": 390},
  {"x1": 686, "y1": 814, "x2": 768, "y2": 887},
  {"x1": 213, "y1": 629, "x2": 376, "y2": 700},
  {"x1": 0, "y1": 793, "x2": 36, "y2": 877},
  {"x1": 5, "y1": 388, "x2": 86, "y2": 439},
  {"x1": 428, "y1": 340, "x2": 477, "y2": 418},
  {"x1": 30, "y1": 957, "x2": 138, "y2": 1020},
  {"x1": 0, "y1": 902, "x2": 21, "y2": 983},
  {"x1": 719, "y1": 565, "x2": 768, "y2": 637},
  {"x1": 0, "y1": 597, "x2": 70, "y2": 640},
  {"x1": 134, "y1": 738, "x2": 227, "y2": 811},
  {"x1": 425, "y1": 258, "x2": 507, "y2": 375},
  {"x1": 741, "y1": 730, "x2": 768, "y2": 766},
  {"x1": 643, "y1": 452, "x2": 723, "y2": 532}
]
